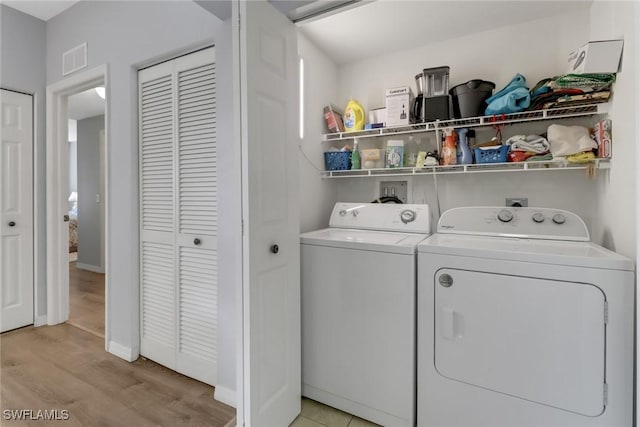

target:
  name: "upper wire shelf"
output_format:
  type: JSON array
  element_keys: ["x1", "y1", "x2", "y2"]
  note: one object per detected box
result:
[{"x1": 322, "y1": 103, "x2": 609, "y2": 142}]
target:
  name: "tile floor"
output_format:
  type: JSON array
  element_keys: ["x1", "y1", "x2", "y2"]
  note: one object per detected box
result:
[{"x1": 290, "y1": 398, "x2": 380, "y2": 427}]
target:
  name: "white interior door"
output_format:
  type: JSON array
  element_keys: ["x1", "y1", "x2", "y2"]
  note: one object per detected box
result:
[
  {"x1": 139, "y1": 48, "x2": 218, "y2": 386},
  {"x1": 237, "y1": 1, "x2": 301, "y2": 425},
  {"x1": 140, "y1": 60, "x2": 177, "y2": 370},
  {"x1": 1, "y1": 89, "x2": 34, "y2": 332},
  {"x1": 174, "y1": 49, "x2": 218, "y2": 385}
]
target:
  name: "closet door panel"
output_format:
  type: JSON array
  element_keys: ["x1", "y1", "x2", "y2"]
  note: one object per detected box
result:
[
  {"x1": 139, "y1": 48, "x2": 217, "y2": 385},
  {"x1": 175, "y1": 48, "x2": 218, "y2": 385},
  {"x1": 176, "y1": 246, "x2": 217, "y2": 385},
  {"x1": 139, "y1": 62, "x2": 176, "y2": 368},
  {"x1": 177, "y1": 56, "x2": 217, "y2": 238}
]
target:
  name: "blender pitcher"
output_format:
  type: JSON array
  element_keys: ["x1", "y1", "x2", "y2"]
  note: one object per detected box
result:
[{"x1": 413, "y1": 73, "x2": 425, "y2": 123}]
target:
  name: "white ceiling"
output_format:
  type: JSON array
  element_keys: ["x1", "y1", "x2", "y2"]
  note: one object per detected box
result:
[
  {"x1": 2, "y1": 0, "x2": 593, "y2": 67},
  {"x1": 2, "y1": 0, "x2": 79, "y2": 21},
  {"x1": 298, "y1": 0, "x2": 593, "y2": 64},
  {"x1": 68, "y1": 88, "x2": 105, "y2": 121}
]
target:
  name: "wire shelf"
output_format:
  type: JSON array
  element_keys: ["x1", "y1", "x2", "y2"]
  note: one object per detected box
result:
[
  {"x1": 320, "y1": 158, "x2": 610, "y2": 178},
  {"x1": 322, "y1": 103, "x2": 609, "y2": 142}
]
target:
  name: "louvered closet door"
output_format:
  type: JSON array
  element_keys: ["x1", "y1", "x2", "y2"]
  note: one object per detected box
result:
[
  {"x1": 175, "y1": 49, "x2": 217, "y2": 385},
  {"x1": 139, "y1": 61, "x2": 176, "y2": 370},
  {"x1": 139, "y1": 47, "x2": 217, "y2": 386}
]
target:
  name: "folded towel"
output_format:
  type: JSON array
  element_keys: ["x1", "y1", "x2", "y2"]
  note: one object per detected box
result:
[
  {"x1": 549, "y1": 73, "x2": 616, "y2": 91},
  {"x1": 525, "y1": 152, "x2": 553, "y2": 162},
  {"x1": 567, "y1": 152, "x2": 596, "y2": 163},
  {"x1": 506, "y1": 134, "x2": 550, "y2": 153},
  {"x1": 485, "y1": 74, "x2": 530, "y2": 115}
]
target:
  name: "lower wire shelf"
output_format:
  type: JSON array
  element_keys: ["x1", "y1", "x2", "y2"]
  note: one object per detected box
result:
[{"x1": 321, "y1": 158, "x2": 610, "y2": 178}]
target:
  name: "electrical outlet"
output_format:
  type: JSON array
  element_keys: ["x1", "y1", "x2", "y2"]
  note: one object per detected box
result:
[
  {"x1": 506, "y1": 197, "x2": 528, "y2": 207},
  {"x1": 380, "y1": 181, "x2": 407, "y2": 203}
]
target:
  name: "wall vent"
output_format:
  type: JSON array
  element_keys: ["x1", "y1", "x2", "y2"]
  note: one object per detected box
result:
[{"x1": 62, "y1": 43, "x2": 88, "y2": 76}]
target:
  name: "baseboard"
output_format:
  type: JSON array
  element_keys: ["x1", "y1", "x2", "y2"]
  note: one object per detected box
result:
[
  {"x1": 75, "y1": 262, "x2": 105, "y2": 273},
  {"x1": 108, "y1": 341, "x2": 139, "y2": 362},
  {"x1": 214, "y1": 385, "x2": 237, "y2": 408},
  {"x1": 223, "y1": 416, "x2": 236, "y2": 427},
  {"x1": 34, "y1": 315, "x2": 48, "y2": 327}
]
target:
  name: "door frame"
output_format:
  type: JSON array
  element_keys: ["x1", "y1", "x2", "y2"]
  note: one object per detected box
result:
[{"x1": 43, "y1": 65, "x2": 109, "y2": 347}]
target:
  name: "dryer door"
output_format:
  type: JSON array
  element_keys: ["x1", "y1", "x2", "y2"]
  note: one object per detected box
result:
[{"x1": 434, "y1": 268, "x2": 606, "y2": 416}]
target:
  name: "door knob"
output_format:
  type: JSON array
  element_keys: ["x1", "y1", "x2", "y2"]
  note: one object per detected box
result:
[
  {"x1": 194, "y1": 238, "x2": 201, "y2": 246},
  {"x1": 63, "y1": 214, "x2": 70, "y2": 222},
  {"x1": 8, "y1": 221, "x2": 15, "y2": 227},
  {"x1": 270, "y1": 244, "x2": 279, "y2": 254}
]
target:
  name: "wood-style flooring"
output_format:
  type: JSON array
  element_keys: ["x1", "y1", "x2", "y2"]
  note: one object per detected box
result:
[
  {"x1": 2, "y1": 263, "x2": 374, "y2": 427},
  {"x1": 0, "y1": 261, "x2": 235, "y2": 426},
  {"x1": 1, "y1": 324, "x2": 235, "y2": 426},
  {"x1": 68, "y1": 261, "x2": 105, "y2": 337}
]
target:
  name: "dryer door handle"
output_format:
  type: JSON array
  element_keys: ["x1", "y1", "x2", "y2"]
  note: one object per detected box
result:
[{"x1": 441, "y1": 307, "x2": 457, "y2": 340}]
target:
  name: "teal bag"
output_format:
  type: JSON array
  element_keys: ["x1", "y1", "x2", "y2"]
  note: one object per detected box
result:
[{"x1": 485, "y1": 74, "x2": 530, "y2": 115}]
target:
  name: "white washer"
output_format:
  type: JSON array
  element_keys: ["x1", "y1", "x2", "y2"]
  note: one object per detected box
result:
[
  {"x1": 418, "y1": 206, "x2": 634, "y2": 427},
  {"x1": 301, "y1": 202, "x2": 431, "y2": 427}
]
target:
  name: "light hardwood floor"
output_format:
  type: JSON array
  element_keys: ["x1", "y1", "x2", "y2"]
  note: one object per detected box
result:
[
  {"x1": 1, "y1": 324, "x2": 235, "y2": 426},
  {"x1": 2, "y1": 263, "x2": 375, "y2": 427},
  {"x1": 1, "y1": 261, "x2": 235, "y2": 426},
  {"x1": 68, "y1": 261, "x2": 105, "y2": 337}
]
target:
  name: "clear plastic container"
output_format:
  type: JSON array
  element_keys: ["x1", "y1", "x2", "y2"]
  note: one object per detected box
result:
[{"x1": 423, "y1": 66, "x2": 450, "y2": 97}]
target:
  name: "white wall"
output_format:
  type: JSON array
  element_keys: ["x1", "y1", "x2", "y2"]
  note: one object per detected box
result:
[
  {"x1": 336, "y1": 9, "x2": 590, "y2": 114},
  {"x1": 0, "y1": 5, "x2": 47, "y2": 318},
  {"x1": 298, "y1": 33, "x2": 340, "y2": 233},
  {"x1": 76, "y1": 115, "x2": 105, "y2": 270},
  {"x1": 589, "y1": 1, "x2": 637, "y2": 259},
  {"x1": 46, "y1": 0, "x2": 227, "y2": 362},
  {"x1": 326, "y1": 9, "x2": 611, "y2": 240}
]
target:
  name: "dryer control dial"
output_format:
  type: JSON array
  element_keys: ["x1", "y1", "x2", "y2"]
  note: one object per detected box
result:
[
  {"x1": 552, "y1": 213, "x2": 566, "y2": 225},
  {"x1": 532, "y1": 212, "x2": 545, "y2": 223},
  {"x1": 497, "y1": 209, "x2": 514, "y2": 223},
  {"x1": 400, "y1": 209, "x2": 416, "y2": 224}
]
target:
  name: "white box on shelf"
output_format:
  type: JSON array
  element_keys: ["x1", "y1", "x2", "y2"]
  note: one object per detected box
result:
[
  {"x1": 368, "y1": 108, "x2": 386, "y2": 126},
  {"x1": 567, "y1": 40, "x2": 623, "y2": 74},
  {"x1": 385, "y1": 87, "x2": 412, "y2": 127}
]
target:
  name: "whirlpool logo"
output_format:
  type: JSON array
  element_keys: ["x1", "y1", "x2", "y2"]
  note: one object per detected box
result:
[{"x1": 440, "y1": 225, "x2": 454, "y2": 229}]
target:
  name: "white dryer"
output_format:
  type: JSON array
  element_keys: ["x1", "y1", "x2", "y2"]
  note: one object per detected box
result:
[
  {"x1": 301, "y1": 202, "x2": 431, "y2": 427},
  {"x1": 417, "y1": 206, "x2": 634, "y2": 427}
]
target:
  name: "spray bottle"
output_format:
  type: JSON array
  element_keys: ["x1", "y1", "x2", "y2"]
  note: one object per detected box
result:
[
  {"x1": 441, "y1": 128, "x2": 457, "y2": 166},
  {"x1": 351, "y1": 138, "x2": 361, "y2": 170},
  {"x1": 456, "y1": 128, "x2": 473, "y2": 165}
]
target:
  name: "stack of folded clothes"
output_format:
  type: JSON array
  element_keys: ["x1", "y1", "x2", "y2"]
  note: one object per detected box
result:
[
  {"x1": 528, "y1": 74, "x2": 615, "y2": 110},
  {"x1": 505, "y1": 134, "x2": 550, "y2": 162}
]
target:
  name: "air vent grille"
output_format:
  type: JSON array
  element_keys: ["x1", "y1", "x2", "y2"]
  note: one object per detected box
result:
[{"x1": 62, "y1": 43, "x2": 88, "y2": 76}]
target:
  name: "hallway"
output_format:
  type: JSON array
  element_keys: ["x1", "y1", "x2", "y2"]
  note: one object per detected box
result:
[{"x1": 68, "y1": 261, "x2": 104, "y2": 337}]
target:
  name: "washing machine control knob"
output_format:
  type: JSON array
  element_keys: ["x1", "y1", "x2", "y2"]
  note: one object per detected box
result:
[
  {"x1": 400, "y1": 209, "x2": 416, "y2": 224},
  {"x1": 497, "y1": 209, "x2": 514, "y2": 223},
  {"x1": 532, "y1": 212, "x2": 545, "y2": 223},
  {"x1": 339, "y1": 210, "x2": 347, "y2": 216},
  {"x1": 351, "y1": 210, "x2": 359, "y2": 217},
  {"x1": 552, "y1": 213, "x2": 566, "y2": 225}
]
